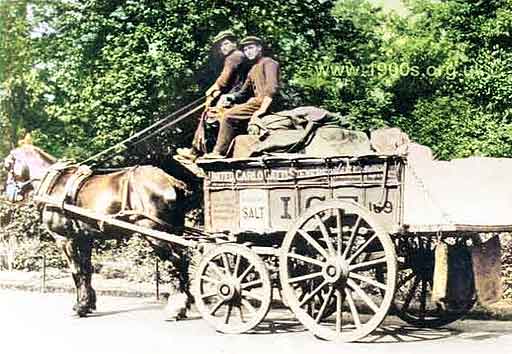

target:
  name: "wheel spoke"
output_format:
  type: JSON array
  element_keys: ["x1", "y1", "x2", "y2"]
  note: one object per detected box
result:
[
  {"x1": 209, "y1": 298, "x2": 225, "y2": 316},
  {"x1": 241, "y1": 279, "x2": 263, "y2": 290},
  {"x1": 224, "y1": 303, "x2": 233, "y2": 324},
  {"x1": 201, "y1": 291, "x2": 218, "y2": 299},
  {"x1": 299, "y1": 280, "x2": 328, "y2": 307},
  {"x1": 349, "y1": 272, "x2": 387, "y2": 290},
  {"x1": 401, "y1": 277, "x2": 420, "y2": 312},
  {"x1": 336, "y1": 289, "x2": 342, "y2": 333},
  {"x1": 336, "y1": 209, "x2": 343, "y2": 257},
  {"x1": 347, "y1": 278, "x2": 380, "y2": 313},
  {"x1": 233, "y1": 253, "x2": 241, "y2": 278},
  {"x1": 288, "y1": 272, "x2": 323, "y2": 285},
  {"x1": 348, "y1": 234, "x2": 377, "y2": 264},
  {"x1": 420, "y1": 279, "x2": 427, "y2": 319},
  {"x1": 342, "y1": 216, "x2": 361, "y2": 259},
  {"x1": 221, "y1": 253, "x2": 231, "y2": 276},
  {"x1": 209, "y1": 261, "x2": 226, "y2": 279},
  {"x1": 315, "y1": 285, "x2": 334, "y2": 323},
  {"x1": 349, "y1": 257, "x2": 387, "y2": 272},
  {"x1": 242, "y1": 290, "x2": 264, "y2": 303},
  {"x1": 237, "y1": 263, "x2": 255, "y2": 282},
  {"x1": 201, "y1": 275, "x2": 220, "y2": 285},
  {"x1": 344, "y1": 288, "x2": 361, "y2": 328},
  {"x1": 287, "y1": 253, "x2": 326, "y2": 268},
  {"x1": 241, "y1": 299, "x2": 257, "y2": 317},
  {"x1": 397, "y1": 272, "x2": 415, "y2": 289},
  {"x1": 238, "y1": 303, "x2": 245, "y2": 322},
  {"x1": 297, "y1": 229, "x2": 329, "y2": 259},
  {"x1": 315, "y1": 215, "x2": 335, "y2": 256}
]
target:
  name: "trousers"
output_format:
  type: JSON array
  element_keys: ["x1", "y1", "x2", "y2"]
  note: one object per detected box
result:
[{"x1": 212, "y1": 98, "x2": 262, "y2": 155}]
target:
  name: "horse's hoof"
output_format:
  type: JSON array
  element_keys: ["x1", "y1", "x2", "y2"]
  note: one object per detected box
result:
[
  {"x1": 75, "y1": 304, "x2": 91, "y2": 317},
  {"x1": 73, "y1": 304, "x2": 94, "y2": 314},
  {"x1": 76, "y1": 310, "x2": 88, "y2": 318},
  {"x1": 167, "y1": 312, "x2": 187, "y2": 321}
]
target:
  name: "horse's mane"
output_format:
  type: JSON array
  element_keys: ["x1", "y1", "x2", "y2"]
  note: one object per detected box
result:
[{"x1": 25, "y1": 145, "x2": 57, "y2": 164}]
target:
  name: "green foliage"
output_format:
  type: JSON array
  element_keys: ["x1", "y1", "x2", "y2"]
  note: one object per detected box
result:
[
  {"x1": 383, "y1": 0, "x2": 512, "y2": 158},
  {"x1": 0, "y1": 199, "x2": 176, "y2": 283},
  {"x1": 501, "y1": 234, "x2": 512, "y2": 300},
  {"x1": 2, "y1": 0, "x2": 512, "y2": 161},
  {"x1": 92, "y1": 236, "x2": 177, "y2": 284},
  {"x1": 19, "y1": 0, "x2": 386, "y2": 163},
  {"x1": 0, "y1": 200, "x2": 65, "y2": 271}
]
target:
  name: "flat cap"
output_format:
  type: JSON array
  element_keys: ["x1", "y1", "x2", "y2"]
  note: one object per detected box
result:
[
  {"x1": 240, "y1": 36, "x2": 263, "y2": 47},
  {"x1": 212, "y1": 30, "x2": 237, "y2": 45}
]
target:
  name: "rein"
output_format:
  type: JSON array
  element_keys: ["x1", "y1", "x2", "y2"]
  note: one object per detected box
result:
[{"x1": 79, "y1": 97, "x2": 206, "y2": 168}]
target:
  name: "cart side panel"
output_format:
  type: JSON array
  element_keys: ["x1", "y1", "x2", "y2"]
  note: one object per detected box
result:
[
  {"x1": 205, "y1": 186, "x2": 239, "y2": 233},
  {"x1": 202, "y1": 156, "x2": 404, "y2": 235}
]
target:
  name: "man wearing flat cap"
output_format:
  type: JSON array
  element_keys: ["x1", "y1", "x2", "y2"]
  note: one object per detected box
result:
[
  {"x1": 204, "y1": 36, "x2": 281, "y2": 158},
  {"x1": 176, "y1": 30, "x2": 249, "y2": 161}
]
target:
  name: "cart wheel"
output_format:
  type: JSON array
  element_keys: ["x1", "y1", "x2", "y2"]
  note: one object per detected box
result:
[
  {"x1": 389, "y1": 236, "x2": 475, "y2": 328},
  {"x1": 279, "y1": 200, "x2": 397, "y2": 342},
  {"x1": 289, "y1": 258, "x2": 337, "y2": 320},
  {"x1": 194, "y1": 244, "x2": 272, "y2": 334}
]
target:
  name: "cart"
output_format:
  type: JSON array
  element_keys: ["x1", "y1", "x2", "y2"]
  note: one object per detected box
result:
[
  {"x1": 35, "y1": 152, "x2": 506, "y2": 342},
  {"x1": 194, "y1": 153, "x2": 505, "y2": 341}
]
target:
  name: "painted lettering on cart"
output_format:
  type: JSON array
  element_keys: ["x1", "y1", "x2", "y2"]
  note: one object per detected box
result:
[
  {"x1": 280, "y1": 197, "x2": 292, "y2": 219},
  {"x1": 369, "y1": 201, "x2": 393, "y2": 214},
  {"x1": 278, "y1": 195, "x2": 392, "y2": 219},
  {"x1": 241, "y1": 206, "x2": 266, "y2": 219},
  {"x1": 306, "y1": 196, "x2": 326, "y2": 209}
]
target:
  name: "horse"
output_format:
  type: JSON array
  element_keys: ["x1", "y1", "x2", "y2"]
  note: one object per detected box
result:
[{"x1": 3, "y1": 144, "x2": 200, "y2": 318}]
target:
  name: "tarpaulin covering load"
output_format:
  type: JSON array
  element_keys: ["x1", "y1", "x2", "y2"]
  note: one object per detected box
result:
[{"x1": 403, "y1": 147, "x2": 512, "y2": 232}]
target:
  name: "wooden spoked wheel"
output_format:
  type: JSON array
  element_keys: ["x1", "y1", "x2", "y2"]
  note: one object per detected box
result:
[
  {"x1": 279, "y1": 200, "x2": 397, "y2": 342},
  {"x1": 391, "y1": 236, "x2": 475, "y2": 328},
  {"x1": 194, "y1": 244, "x2": 272, "y2": 334}
]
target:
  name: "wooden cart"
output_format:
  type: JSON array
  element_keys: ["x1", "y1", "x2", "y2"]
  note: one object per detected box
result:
[{"x1": 195, "y1": 153, "x2": 496, "y2": 341}]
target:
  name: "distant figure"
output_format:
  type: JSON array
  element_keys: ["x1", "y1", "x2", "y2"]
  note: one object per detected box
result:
[{"x1": 204, "y1": 36, "x2": 281, "y2": 159}]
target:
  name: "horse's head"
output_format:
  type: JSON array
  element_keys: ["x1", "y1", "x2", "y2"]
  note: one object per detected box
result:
[{"x1": 2, "y1": 144, "x2": 57, "y2": 202}]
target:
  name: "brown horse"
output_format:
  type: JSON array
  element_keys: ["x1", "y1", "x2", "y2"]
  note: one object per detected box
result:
[{"x1": 3, "y1": 145, "x2": 199, "y2": 318}]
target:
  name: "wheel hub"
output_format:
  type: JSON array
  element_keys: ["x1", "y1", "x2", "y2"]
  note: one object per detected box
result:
[
  {"x1": 217, "y1": 278, "x2": 240, "y2": 301},
  {"x1": 322, "y1": 257, "x2": 349, "y2": 285}
]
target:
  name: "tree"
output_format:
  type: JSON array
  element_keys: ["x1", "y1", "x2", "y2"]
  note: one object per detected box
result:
[
  {"x1": 0, "y1": 0, "x2": 31, "y2": 155},
  {"x1": 27, "y1": 0, "x2": 381, "y2": 163}
]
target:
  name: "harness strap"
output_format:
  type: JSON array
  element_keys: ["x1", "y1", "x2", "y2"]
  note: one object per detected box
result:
[
  {"x1": 62, "y1": 165, "x2": 93, "y2": 209},
  {"x1": 98, "y1": 166, "x2": 180, "y2": 234}
]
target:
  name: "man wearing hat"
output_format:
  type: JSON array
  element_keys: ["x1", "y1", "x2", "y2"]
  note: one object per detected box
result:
[
  {"x1": 204, "y1": 36, "x2": 281, "y2": 158},
  {"x1": 176, "y1": 30, "x2": 249, "y2": 161}
]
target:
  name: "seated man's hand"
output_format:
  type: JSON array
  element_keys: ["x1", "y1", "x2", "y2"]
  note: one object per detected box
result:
[
  {"x1": 217, "y1": 94, "x2": 235, "y2": 108},
  {"x1": 205, "y1": 84, "x2": 221, "y2": 98},
  {"x1": 251, "y1": 109, "x2": 266, "y2": 121}
]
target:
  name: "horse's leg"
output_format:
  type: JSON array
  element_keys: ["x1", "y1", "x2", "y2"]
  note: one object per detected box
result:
[
  {"x1": 55, "y1": 237, "x2": 82, "y2": 313},
  {"x1": 165, "y1": 248, "x2": 193, "y2": 321},
  {"x1": 86, "y1": 272, "x2": 97, "y2": 311},
  {"x1": 177, "y1": 250, "x2": 194, "y2": 306},
  {"x1": 76, "y1": 236, "x2": 94, "y2": 316}
]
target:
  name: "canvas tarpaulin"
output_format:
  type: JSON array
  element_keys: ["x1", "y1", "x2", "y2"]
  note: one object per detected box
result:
[{"x1": 404, "y1": 151, "x2": 512, "y2": 230}]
